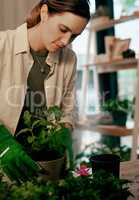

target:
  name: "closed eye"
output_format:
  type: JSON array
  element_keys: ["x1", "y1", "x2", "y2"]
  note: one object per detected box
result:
[
  {"x1": 59, "y1": 26, "x2": 68, "y2": 33},
  {"x1": 59, "y1": 24, "x2": 81, "y2": 42}
]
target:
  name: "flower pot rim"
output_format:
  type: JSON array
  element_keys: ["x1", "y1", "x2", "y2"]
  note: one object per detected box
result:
[
  {"x1": 90, "y1": 154, "x2": 120, "y2": 163},
  {"x1": 38, "y1": 155, "x2": 65, "y2": 164}
]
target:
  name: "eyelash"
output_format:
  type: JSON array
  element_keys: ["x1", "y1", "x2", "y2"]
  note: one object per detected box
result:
[
  {"x1": 60, "y1": 28, "x2": 68, "y2": 33},
  {"x1": 59, "y1": 27, "x2": 78, "y2": 42}
]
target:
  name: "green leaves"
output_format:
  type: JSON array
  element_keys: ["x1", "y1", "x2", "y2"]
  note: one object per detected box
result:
[
  {"x1": 102, "y1": 99, "x2": 132, "y2": 113},
  {"x1": 15, "y1": 106, "x2": 73, "y2": 168},
  {"x1": 9, "y1": 180, "x2": 59, "y2": 200},
  {"x1": 60, "y1": 170, "x2": 132, "y2": 200},
  {"x1": 27, "y1": 136, "x2": 35, "y2": 144},
  {"x1": 48, "y1": 127, "x2": 73, "y2": 167},
  {"x1": 0, "y1": 166, "x2": 133, "y2": 200},
  {"x1": 47, "y1": 106, "x2": 62, "y2": 122},
  {"x1": 23, "y1": 111, "x2": 32, "y2": 128}
]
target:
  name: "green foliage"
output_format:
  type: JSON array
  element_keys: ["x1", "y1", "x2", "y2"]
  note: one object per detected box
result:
[
  {"x1": 75, "y1": 142, "x2": 132, "y2": 166},
  {"x1": 9, "y1": 180, "x2": 58, "y2": 200},
  {"x1": 91, "y1": 170, "x2": 132, "y2": 200},
  {"x1": 15, "y1": 106, "x2": 73, "y2": 167},
  {"x1": 102, "y1": 99, "x2": 132, "y2": 114},
  {"x1": 58, "y1": 170, "x2": 132, "y2": 200},
  {"x1": 0, "y1": 173, "x2": 10, "y2": 200},
  {"x1": 0, "y1": 169, "x2": 132, "y2": 200},
  {"x1": 58, "y1": 172, "x2": 100, "y2": 200}
]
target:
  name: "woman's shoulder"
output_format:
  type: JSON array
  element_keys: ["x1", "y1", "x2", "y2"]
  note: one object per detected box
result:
[
  {"x1": 0, "y1": 27, "x2": 16, "y2": 40},
  {"x1": 61, "y1": 46, "x2": 77, "y2": 63},
  {"x1": 62, "y1": 46, "x2": 76, "y2": 57},
  {"x1": 0, "y1": 28, "x2": 16, "y2": 50}
]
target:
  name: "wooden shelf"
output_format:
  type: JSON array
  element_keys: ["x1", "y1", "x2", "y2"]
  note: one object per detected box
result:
[
  {"x1": 86, "y1": 58, "x2": 138, "y2": 73},
  {"x1": 76, "y1": 120, "x2": 133, "y2": 137},
  {"x1": 96, "y1": 125, "x2": 133, "y2": 136},
  {"x1": 92, "y1": 14, "x2": 139, "y2": 32}
]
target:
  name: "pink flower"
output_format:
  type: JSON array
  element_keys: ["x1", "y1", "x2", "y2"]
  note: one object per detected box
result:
[{"x1": 75, "y1": 164, "x2": 90, "y2": 176}]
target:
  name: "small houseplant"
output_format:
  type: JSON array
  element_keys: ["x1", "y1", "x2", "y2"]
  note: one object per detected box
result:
[
  {"x1": 75, "y1": 142, "x2": 132, "y2": 167},
  {"x1": 102, "y1": 98, "x2": 132, "y2": 126},
  {"x1": 15, "y1": 106, "x2": 73, "y2": 180},
  {"x1": 58, "y1": 167, "x2": 132, "y2": 200}
]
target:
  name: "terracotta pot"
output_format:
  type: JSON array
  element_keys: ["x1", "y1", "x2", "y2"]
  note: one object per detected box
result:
[{"x1": 38, "y1": 156, "x2": 65, "y2": 181}]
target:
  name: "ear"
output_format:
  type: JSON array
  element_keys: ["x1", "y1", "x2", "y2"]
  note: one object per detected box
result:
[{"x1": 40, "y1": 4, "x2": 49, "y2": 23}]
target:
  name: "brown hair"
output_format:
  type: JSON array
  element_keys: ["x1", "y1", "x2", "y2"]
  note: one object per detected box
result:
[{"x1": 26, "y1": 0, "x2": 90, "y2": 28}]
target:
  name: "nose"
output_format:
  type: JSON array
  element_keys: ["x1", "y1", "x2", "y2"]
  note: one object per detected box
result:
[{"x1": 60, "y1": 33, "x2": 72, "y2": 47}]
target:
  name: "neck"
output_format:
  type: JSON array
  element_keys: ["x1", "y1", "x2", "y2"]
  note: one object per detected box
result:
[{"x1": 27, "y1": 23, "x2": 47, "y2": 52}]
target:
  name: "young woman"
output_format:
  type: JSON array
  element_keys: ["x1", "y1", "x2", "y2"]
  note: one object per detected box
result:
[{"x1": 0, "y1": 0, "x2": 90, "y2": 182}]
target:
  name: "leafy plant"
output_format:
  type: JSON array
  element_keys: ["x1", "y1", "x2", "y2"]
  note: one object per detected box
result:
[
  {"x1": 102, "y1": 99, "x2": 132, "y2": 114},
  {"x1": 91, "y1": 170, "x2": 132, "y2": 200},
  {"x1": 9, "y1": 180, "x2": 58, "y2": 200},
  {"x1": 101, "y1": 98, "x2": 132, "y2": 126},
  {"x1": 15, "y1": 106, "x2": 73, "y2": 167},
  {"x1": 75, "y1": 142, "x2": 133, "y2": 166},
  {"x1": 58, "y1": 169, "x2": 132, "y2": 200},
  {"x1": 0, "y1": 167, "x2": 133, "y2": 200}
]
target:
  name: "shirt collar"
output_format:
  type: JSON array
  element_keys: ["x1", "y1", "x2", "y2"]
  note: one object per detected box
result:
[{"x1": 14, "y1": 23, "x2": 60, "y2": 66}]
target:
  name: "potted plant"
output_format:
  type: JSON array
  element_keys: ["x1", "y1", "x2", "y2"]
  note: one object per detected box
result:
[
  {"x1": 0, "y1": 164, "x2": 133, "y2": 200},
  {"x1": 58, "y1": 166, "x2": 132, "y2": 200},
  {"x1": 75, "y1": 142, "x2": 132, "y2": 164},
  {"x1": 102, "y1": 98, "x2": 132, "y2": 126},
  {"x1": 15, "y1": 106, "x2": 73, "y2": 181}
]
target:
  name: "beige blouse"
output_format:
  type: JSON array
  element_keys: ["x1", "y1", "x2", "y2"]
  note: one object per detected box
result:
[{"x1": 0, "y1": 23, "x2": 77, "y2": 134}]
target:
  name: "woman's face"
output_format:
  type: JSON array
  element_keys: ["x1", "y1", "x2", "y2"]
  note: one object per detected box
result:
[{"x1": 40, "y1": 6, "x2": 88, "y2": 52}]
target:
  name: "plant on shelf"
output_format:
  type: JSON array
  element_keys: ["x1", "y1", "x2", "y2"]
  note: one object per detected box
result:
[
  {"x1": 75, "y1": 142, "x2": 134, "y2": 166},
  {"x1": 102, "y1": 98, "x2": 132, "y2": 126},
  {"x1": 15, "y1": 106, "x2": 73, "y2": 180}
]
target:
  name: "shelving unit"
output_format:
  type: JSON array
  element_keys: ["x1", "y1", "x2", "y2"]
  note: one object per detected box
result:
[
  {"x1": 91, "y1": 58, "x2": 137, "y2": 73},
  {"x1": 79, "y1": 13, "x2": 139, "y2": 138},
  {"x1": 78, "y1": 12, "x2": 139, "y2": 199},
  {"x1": 92, "y1": 14, "x2": 139, "y2": 32},
  {"x1": 77, "y1": 120, "x2": 133, "y2": 137}
]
